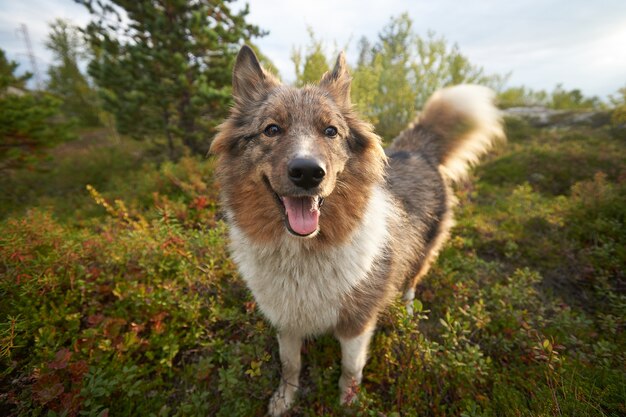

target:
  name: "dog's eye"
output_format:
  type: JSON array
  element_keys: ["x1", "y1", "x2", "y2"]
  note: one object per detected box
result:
[
  {"x1": 324, "y1": 126, "x2": 338, "y2": 138},
  {"x1": 263, "y1": 124, "x2": 281, "y2": 137}
]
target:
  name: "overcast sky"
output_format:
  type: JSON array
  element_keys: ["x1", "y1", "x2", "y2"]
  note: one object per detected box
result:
[{"x1": 1, "y1": 0, "x2": 625, "y2": 99}]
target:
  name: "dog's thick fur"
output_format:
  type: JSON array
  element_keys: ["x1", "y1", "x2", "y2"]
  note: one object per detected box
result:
[{"x1": 211, "y1": 45, "x2": 504, "y2": 416}]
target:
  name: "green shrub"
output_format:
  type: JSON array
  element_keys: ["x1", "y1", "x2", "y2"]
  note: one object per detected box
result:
[{"x1": 1, "y1": 116, "x2": 625, "y2": 416}]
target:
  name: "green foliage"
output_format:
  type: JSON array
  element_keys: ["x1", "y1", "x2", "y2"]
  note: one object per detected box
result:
[
  {"x1": 0, "y1": 49, "x2": 31, "y2": 90},
  {"x1": 0, "y1": 49, "x2": 74, "y2": 171},
  {"x1": 1, "y1": 65, "x2": 625, "y2": 416},
  {"x1": 350, "y1": 40, "x2": 385, "y2": 127},
  {"x1": 292, "y1": 28, "x2": 330, "y2": 87},
  {"x1": 482, "y1": 120, "x2": 625, "y2": 196},
  {"x1": 0, "y1": 134, "x2": 219, "y2": 224},
  {"x1": 46, "y1": 19, "x2": 101, "y2": 127},
  {"x1": 352, "y1": 15, "x2": 418, "y2": 140},
  {"x1": 568, "y1": 172, "x2": 626, "y2": 279},
  {"x1": 291, "y1": 15, "x2": 505, "y2": 140},
  {"x1": 1, "y1": 148, "x2": 271, "y2": 416},
  {"x1": 365, "y1": 14, "x2": 506, "y2": 139},
  {"x1": 609, "y1": 85, "x2": 626, "y2": 130},
  {"x1": 549, "y1": 83, "x2": 601, "y2": 110},
  {"x1": 409, "y1": 29, "x2": 508, "y2": 109},
  {"x1": 498, "y1": 86, "x2": 549, "y2": 108},
  {"x1": 498, "y1": 84, "x2": 602, "y2": 110},
  {"x1": 1, "y1": 2, "x2": 623, "y2": 412},
  {"x1": 78, "y1": 0, "x2": 265, "y2": 157}
]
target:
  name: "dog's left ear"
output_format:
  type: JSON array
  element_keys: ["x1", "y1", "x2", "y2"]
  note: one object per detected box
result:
[
  {"x1": 320, "y1": 52, "x2": 351, "y2": 108},
  {"x1": 232, "y1": 45, "x2": 280, "y2": 104}
]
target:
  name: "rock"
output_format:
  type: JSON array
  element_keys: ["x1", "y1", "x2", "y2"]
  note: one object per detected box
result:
[{"x1": 503, "y1": 107, "x2": 610, "y2": 128}]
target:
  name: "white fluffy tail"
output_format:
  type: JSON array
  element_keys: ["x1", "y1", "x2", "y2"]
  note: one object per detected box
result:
[
  {"x1": 390, "y1": 85, "x2": 505, "y2": 183},
  {"x1": 420, "y1": 85, "x2": 505, "y2": 182}
]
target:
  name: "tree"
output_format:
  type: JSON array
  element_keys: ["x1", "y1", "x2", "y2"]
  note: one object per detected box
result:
[
  {"x1": 549, "y1": 84, "x2": 600, "y2": 110},
  {"x1": 411, "y1": 30, "x2": 507, "y2": 108},
  {"x1": 609, "y1": 85, "x2": 626, "y2": 128},
  {"x1": 351, "y1": 39, "x2": 384, "y2": 127},
  {"x1": 0, "y1": 50, "x2": 73, "y2": 171},
  {"x1": 46, "y1": 19, "x2": 101, "y2": 127},
  {"x1": 365, "y1": 14, "x2": 417, "y2": 140},
  {"x1": 292, "y1": 28, "x2": 330, "y2": 87},
  {"x1": 0, "y1": 50, "x2": 30, "y2": 91},
  {"x1": 351, "y1": 14, "x2": 506, "y2": 140},
  {"x1": 77, "y1": 0, "x2": 265, "y2": 157},
  {"x1": 497, "y1": 86, "x2": 548, "y2": 108},
  {"x1": 290, "y1": 15, "x2": 506, "y2": 140}
]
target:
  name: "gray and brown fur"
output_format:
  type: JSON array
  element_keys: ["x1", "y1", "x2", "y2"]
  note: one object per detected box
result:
[{"x1": 210, "y1": 45, "x2": 504, "y2": 415}]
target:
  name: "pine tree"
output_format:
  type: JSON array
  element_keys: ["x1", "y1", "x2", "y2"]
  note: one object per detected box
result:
[
  {"x1": 0, "y1": 50, "x2": 73, "y2": 171},
  {"x1": 77, "y1": 0, "x2": 265, "y2": 157},
  {"x1": 46, "y1": 19, "x2": 101, "y2": 127},
  {"x1": 0, "y1": 51, "x2": 30, "y2": 91}
]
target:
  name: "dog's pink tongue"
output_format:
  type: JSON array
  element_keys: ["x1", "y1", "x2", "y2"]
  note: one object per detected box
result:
[{"x1": 282, "y1": 196, "x2": 320, "y2": 236}]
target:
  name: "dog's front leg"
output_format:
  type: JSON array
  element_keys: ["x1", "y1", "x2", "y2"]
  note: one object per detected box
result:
[
  {"x1": 337, "y1": 325, "x2": 375, "y2": 405},
  {"x1": 268, "y1": 332, "x2": 302, "y2": 416}
]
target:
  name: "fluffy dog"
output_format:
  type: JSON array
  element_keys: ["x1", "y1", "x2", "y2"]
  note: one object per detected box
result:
[{"x1": 210, "y1": 45, "x2": 504, "y2": 415}]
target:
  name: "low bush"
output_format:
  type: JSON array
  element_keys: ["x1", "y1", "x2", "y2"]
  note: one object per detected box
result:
[{"x1": 1, "y1": 119, "x2": 625, "y2": 415}]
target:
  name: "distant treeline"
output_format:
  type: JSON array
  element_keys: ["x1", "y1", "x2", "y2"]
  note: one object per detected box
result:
[{"x1": 1, "y1": 1, "x2": 625, "y2": 170}]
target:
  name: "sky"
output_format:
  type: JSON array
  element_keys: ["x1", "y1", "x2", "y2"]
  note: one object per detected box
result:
[{"x1": 1, "y1": 0, "x2": 625, "y2": 99}]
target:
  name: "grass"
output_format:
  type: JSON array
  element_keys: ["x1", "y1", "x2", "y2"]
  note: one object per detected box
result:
[{"x1": 1, "y1": 118, "x2": 625, "y2": 416}]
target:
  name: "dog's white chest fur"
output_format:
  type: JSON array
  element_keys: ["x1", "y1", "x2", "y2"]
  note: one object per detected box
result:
[{"x1": 228, "y1": 187, "x2": 392, "y2": 336}]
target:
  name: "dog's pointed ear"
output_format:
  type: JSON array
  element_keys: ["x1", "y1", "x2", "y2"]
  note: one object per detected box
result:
[
  {"x1": 320, "y1": 52, "x2": 351, "y2": 107},
  {"x1": 232, "y1": 45, "x2": 279, "y2": 103}
]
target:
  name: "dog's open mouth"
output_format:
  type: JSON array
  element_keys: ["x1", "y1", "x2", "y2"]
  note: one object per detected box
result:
[
  {"x1": 279, "y1": 196, "x2": 324, "y2": 237},
  {"x1": 262, "y1": 175, "x2": 325, "y2": 237}
]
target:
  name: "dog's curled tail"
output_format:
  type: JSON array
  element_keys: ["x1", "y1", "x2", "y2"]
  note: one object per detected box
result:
[{"x1": 390, "y1": 84, "x2": 505, "y2": 183}]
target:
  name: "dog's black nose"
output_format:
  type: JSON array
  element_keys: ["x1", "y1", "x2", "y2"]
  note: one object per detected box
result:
[{"x1": 288, "y1": 158, "x2": 326, "y2": 189}]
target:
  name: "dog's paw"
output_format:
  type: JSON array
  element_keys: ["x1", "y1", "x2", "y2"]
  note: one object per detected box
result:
[
  {"x1": 339, "y1": 376, "x2": 360, "y2": 405},
  {"x1": 403, "y1": 288, "x2": 416, "y2": 317},
  {"x1": 405, "y1": 301, "x2": 414, "y2": 317},
  {"x1": 268, "y1": 389, "x2": 294, "y2": 416}
]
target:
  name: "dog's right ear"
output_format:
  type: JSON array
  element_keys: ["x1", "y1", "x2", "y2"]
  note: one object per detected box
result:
[
  {"x1": 232, "y1": 45, "x2": 279, "y2": 103},
  {"x1": 320, "y1": 52, "x2": 351, "y2": 108}
]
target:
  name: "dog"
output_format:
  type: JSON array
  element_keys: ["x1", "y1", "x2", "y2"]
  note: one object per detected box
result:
[{"x1": 210, "y1": 45, "x2": 504, "y2": 416}]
